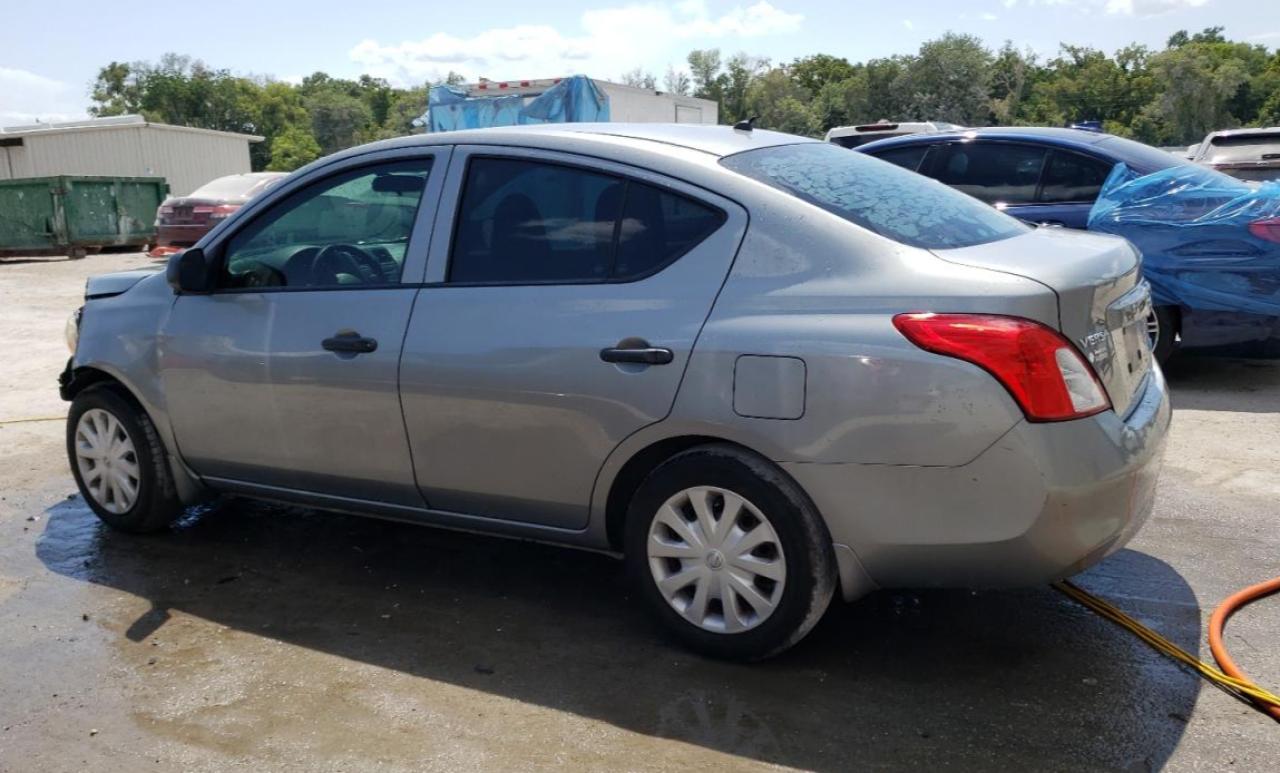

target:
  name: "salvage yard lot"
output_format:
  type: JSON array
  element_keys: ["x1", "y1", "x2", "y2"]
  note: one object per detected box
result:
[{"x1": 1, "y1": 253, "x2": 1278, "y2": 772}]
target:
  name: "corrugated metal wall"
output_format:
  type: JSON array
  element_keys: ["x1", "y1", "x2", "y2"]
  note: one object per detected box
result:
[
  {"x1": 0, "y1": 126, "x2": 254, "y2": 196},
  {"x1": 597, "y1": 83, "x2": 719, "y2": 125}
]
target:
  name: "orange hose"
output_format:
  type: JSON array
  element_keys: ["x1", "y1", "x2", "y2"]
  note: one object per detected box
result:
[{"x1": 1208, "y1": 575, "x2": 1280, "y2": 721}]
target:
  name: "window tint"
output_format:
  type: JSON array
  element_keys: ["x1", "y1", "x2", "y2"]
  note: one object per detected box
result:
[
  {"x1": 1039, "y1": 151, "x2": 1112, "y2": 203},
  {"x1": 219, "y1": 159, "x2": 430, "y2": 290},
  {"x1": 721, "y1": 142, "x2": 1027, "y2": 250},
  {"x1": 449, "y1": 157, "x2": 723, "y2": 284},
  {"x1": 615, "y1": 182, "x2": 723, "y2": 280},
  {"x1": 934, "y1": 143, "x2": 1046, "y2": 205},
  {"x1": 868, "y1": 144, "x2": 932, "y2": 172}
]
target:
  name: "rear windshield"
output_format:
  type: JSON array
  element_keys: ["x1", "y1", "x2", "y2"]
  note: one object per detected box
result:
[
  {"x1": 190, "y1": 174, "x2": 281, "y2": 200},
  {"x1": 830, "y1": 132, "x2": 910, "y2": 149},
  {"x1": 1205, "y1": 134, "x2": 1280, "y2": 164},
  {"x1": 721, "y1": 142, "x2": 1027, "y2": 249},
  {"x1": 1095, "y1": 136, "x2": 1191, "y2": 174}
]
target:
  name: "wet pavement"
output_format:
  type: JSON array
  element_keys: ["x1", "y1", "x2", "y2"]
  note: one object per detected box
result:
[{"x1": 1, "y1": 254, "x2": 1278, "y2": 771}]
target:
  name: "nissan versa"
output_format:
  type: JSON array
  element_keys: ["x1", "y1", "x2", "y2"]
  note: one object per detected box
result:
[{"x1": 60, "y1": 124, "x2": 1170, "y2": 660}]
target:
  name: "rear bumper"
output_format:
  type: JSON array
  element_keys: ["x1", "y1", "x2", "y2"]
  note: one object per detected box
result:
[
  {"x1": 154, "y1": 224, "x2": 212, "y2": 248},
  {"x1": 786, "y1": 365, "x2": 1171, "y2": 599}
]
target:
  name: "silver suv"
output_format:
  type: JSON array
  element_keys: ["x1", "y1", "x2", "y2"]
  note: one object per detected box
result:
[{"x1": 61, "y1": 124, "x2": 1170, "y2": 660}]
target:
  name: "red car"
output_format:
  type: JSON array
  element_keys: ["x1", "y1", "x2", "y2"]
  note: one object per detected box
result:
[{"x1": 150, "y1": 173, "x2": 288, "y2": 257}]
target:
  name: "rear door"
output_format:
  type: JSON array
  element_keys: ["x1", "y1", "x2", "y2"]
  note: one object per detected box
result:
[
  {"x1": 1025, "y1": 149, "x2": 1115, "y2": 228},
  {"x1": 399, "y1": 146, "x2": 747, "y2": 529}
]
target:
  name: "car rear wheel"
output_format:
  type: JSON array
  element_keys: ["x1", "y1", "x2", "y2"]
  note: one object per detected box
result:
[
  {"x1": 67, "y1": 385, "x2": 182, "y2": 533},
  {"x1": 626, "y1": 444, "x2": 837, "y2": 661}
]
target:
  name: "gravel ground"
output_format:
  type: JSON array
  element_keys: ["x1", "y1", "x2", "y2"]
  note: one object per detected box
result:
[{"x1": 1, "y1": 252, "x2": 1277, "y2": 772}]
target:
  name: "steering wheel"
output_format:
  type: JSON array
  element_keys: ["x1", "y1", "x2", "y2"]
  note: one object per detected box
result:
[{"x1": 308, "y1": 243, "x2": 389, "y2": 285}]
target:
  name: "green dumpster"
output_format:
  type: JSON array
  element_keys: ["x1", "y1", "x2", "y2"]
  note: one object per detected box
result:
[{"x1": 0, "y1": 176, "x2": 168, "y2": 258}]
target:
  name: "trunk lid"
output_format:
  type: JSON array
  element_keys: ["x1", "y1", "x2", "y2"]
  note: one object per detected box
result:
[{"x1": 931, "y1": 226, "x2": 1153, "y2": 417}]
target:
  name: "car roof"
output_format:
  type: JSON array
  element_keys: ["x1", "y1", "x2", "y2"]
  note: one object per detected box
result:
[
  {"x1": 1203, "y1": 127, "x2": 1280, "y2": 140},
  {"x1": 855, "y1": 126, "x2": 1193, "y2": 174},
  {"x1": 859, "y1": 126, "x2": 1111, "y2": 152},
  {"x1": 349, "y1": 123, "x2": 817, "y2": 161}
]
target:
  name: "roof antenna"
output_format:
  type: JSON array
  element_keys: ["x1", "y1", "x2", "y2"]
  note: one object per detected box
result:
[{"x1": 733, "y1": 116, "x2": 757, "y2": 132}]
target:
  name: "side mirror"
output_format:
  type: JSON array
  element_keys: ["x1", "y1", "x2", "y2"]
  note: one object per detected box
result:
[{"x1": 166, "y1": 248, "x2": 212, "y2": 294}]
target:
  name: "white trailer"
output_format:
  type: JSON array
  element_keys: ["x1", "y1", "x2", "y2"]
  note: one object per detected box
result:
[{"x1": 462, "y1": 78, "x2": 718, "y2": 125}]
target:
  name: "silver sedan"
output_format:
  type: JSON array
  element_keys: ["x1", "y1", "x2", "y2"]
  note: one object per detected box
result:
[{"x1": 61, "y1": 124, "x2": 1169, "y2": 660}]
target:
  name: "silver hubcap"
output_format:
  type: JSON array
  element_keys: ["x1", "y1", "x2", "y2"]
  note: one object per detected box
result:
[
  {"x1": 74, "y1": 408, "x2": 140, "y2": 514},
  {"x1": 647, "y1": 485, "x2": 786, "y2": 634}
]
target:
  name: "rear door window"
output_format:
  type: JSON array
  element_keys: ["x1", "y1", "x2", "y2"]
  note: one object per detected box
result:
[
  {"x1": 1038, "y1": 150, "x2": 1113, "y2": 204},
  {"x1": 865, "y1": 144, "x2": 933, "y2": 173},
  {"x1": 449, "y1": 157, "x2": 723, "y2": 284},
  {"x1": 721, "y1": 142, "x2": 1027, "y2": 250},
  {"x1": 933, "y1": 142, "x2": 1046, "y2": 205}
]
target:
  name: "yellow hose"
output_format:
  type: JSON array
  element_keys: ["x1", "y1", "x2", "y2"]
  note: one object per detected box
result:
[
  {"x1": 0, "y1": 415, "x2": 65, "y2": 426},
  {"x1": 1054, "y1": 580, "x2": 1280, "y2": 718}
]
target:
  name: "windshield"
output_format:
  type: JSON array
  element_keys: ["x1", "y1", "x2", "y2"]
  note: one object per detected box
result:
[{"x1": 721, "y1": 142, "x2": 1028, "y2": 250}]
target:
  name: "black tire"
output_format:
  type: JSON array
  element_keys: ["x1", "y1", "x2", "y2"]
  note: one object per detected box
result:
[
  {"x1": 625, "y1": 444, "x2": 837, "y2": 661},
  {"x1": 1152, "y1": 306, "x2": 1179, "y2": 365},
  {"x1": 66, "y1": 384, "x2": 182, "y2": 533}
]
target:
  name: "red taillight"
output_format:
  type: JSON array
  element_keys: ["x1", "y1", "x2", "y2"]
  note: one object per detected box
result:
[
  {"x1": 893, "y1": 313, "x2": 1111, "y2": 422},
  {"x1": 1248, "y1": 217, "x2": 1280, "y2": 244},
  {"x1": 194, "y1": 204, "x2": 240, "y2": 220}
]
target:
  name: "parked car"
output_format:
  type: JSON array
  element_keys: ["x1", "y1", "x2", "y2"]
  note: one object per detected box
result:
[
  {"x1": 1188, "y1": 127, "x2": 1280, "y2": 183},
  {"x1": 61, "y1": 125, "x2": 1169, "y2": 660},
  {"x1": 856, "y1": 127, "x2": 1280, "y2": 361},
  {"x1": 150, "y1": 172, "x2": 287, "y2": 257},
  {"x1": 824, "y1": 121, "x2": 960, "y2": 149}
]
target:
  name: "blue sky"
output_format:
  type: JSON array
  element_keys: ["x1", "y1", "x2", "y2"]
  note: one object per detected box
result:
[{"x1": 1, "y1": 0, "x2": 1275, "y2": 125}]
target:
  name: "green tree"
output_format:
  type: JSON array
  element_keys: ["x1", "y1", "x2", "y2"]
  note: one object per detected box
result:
[
  {"x1": 687, "y1": 48, "x2": 726, "y2": 105},
  {"x1": 789, "y1": 54, "x2": 857, "y2": 96},
  {"x1": 305, "y1": 90, "x2": 373, "y2": 155},
  {"x1": 745, "y1": 68, "x2": 818, "y2": 135},
  {"x1": 1143, "y1": 42, "x2": 1251, "y2": 143},
  {"x1": 267, "y1": 125, "x2": 322, "y2": 171},
  {"x1": 663, "y1": 66, "x2": 691, "y2": 96},
  {"x1": 814, "y1": 73, "x2": 871, "y2": 130},
  {"x1": 899, "y1": 33, "x2": 994, "y2": 125},
  {"x1": 620, "y1": 68, "x2": 657, "y2": 89}
]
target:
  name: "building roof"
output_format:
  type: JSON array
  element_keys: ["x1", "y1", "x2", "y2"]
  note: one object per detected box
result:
[{"x1": 0, "y1": 114, "x2": 264, "y2": 142}]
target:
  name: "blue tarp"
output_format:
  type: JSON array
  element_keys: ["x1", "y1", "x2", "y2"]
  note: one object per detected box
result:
[
  {"x1": 1087, "y1": 163, "x2": 1280, "y2": 315},
  {"x1": 423, "y1": 75, "x2": 610, "y2": 133}
]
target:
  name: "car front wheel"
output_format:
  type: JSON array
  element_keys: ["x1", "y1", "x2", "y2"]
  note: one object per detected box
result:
[
  {"x1": 626, "y1": 444, "x2": 837, "y2": 661},
  {"x1": 67, "y1": 385, "x2": 182, "y2": 533}
]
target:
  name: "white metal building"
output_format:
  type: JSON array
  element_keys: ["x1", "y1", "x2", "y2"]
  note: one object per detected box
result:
[{"x1": 0, "y1": 115, "x2": 263, "y2": 196}]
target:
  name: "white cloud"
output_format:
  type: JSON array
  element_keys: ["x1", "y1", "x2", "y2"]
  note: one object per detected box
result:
[
  {"x1": 349, "y1": 1, "x2": 804, "y2": 86},
  {"x1": 0, "y1": 67, "x2": 87, "y2": 128},
  {"x1": 981, "y1": 12, "x2": 999, "y2": 19},
  {"x1": 1104, "y1": 0, "x2": 1209, "y2": 16},
  {"x1": 902, "y1": 19, "x2": 915, "y2": 30}
]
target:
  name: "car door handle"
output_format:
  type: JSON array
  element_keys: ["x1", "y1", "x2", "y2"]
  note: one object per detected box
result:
[
  {"x1": 322, "y1": 332, "x2": 378, "y2": 354},
  {"x1": 600, "y1": 340, "x2": 673, "y2": 365}
]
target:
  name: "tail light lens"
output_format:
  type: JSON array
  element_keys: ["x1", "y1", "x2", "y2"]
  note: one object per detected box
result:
[
  {"x1": 1248, "y1": 217, "x2": 1280, "y2": 244},
  {"x1": 194, "y1": 204, "x2": 240, "y2": 220},
  {"x1": 893, "y1": 313, "x2": 1110, "y2": 422}
]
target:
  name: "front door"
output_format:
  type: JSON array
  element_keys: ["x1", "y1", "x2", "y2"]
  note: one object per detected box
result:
[
  {"x1": 161, "y1": 150, "x2": 448, "y2": 506},
  {"x1": 400, "y1": 148, "x2": 747, "y2": 529}
]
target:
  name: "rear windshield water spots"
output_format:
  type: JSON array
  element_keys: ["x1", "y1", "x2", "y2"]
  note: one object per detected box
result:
[{"x1": 721, "y1": 143, "x2": 1028, "y2": 250}]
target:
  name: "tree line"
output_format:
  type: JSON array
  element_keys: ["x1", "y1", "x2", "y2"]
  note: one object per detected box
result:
[{"x1": 89, "y1": 27, "x2": 1279, "y2": 172}]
